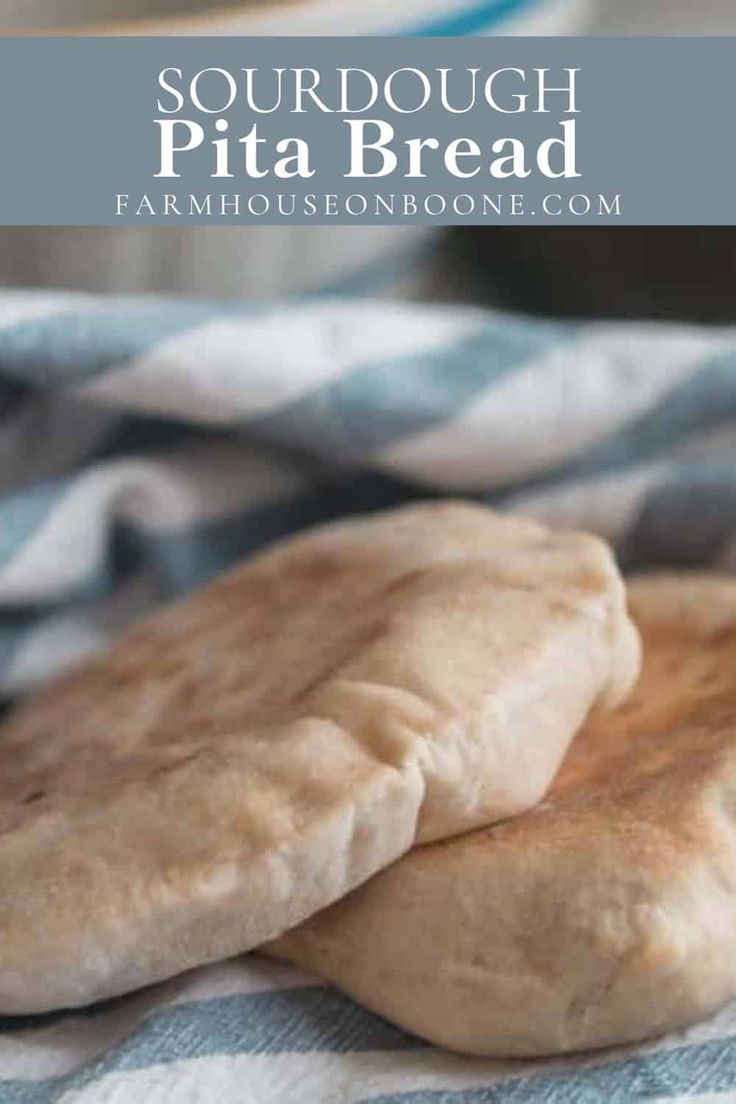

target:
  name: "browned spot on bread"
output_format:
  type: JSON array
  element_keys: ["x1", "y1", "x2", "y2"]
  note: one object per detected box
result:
[{"x1": 0, "y1": 500, "x2": 639, "y2": 1017}]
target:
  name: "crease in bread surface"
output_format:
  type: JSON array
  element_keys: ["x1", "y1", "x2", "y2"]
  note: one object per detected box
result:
[
  {"x1": 268, "y1": 572, "x2": 736, "y2": 1058},
  {"x1": 0, "y1": 500, "x2": 638, "y2": 1014}
]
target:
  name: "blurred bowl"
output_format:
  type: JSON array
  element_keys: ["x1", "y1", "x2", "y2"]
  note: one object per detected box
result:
[
  {"x1": 1, "y1": 0, "x2": 595, "y2": 299},
  {"x1": 5, "y1": 0, "x2": 596, "y2": 35}
]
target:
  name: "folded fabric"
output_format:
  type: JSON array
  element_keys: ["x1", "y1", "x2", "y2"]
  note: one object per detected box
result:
[
  {"x1": 1, "y1": 291, "x2": 735, "y2": 698},
  {"x1": 2, "y1": 289, "x2": 736, "y2": 1102}
]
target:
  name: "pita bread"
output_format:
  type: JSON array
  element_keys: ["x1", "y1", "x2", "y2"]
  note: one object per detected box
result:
[
  {"x1": 268, "y1": 573, "x2": 736, "y2": 1057},
  {"x1": 0, "y1": 501, "x2": 638, "y2": 1014}
]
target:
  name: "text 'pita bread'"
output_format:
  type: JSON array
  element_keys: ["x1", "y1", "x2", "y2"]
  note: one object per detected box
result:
[
  {"x1": 0, "y1": 502, "x2": 638, "y2": 1013},
  {"x1": 269, "y1": 573, "x2": 736, "y2": 1057}
]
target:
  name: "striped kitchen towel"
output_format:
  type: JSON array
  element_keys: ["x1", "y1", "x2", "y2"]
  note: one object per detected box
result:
[{"x1": 2, "y1": 288, "x2": 736, "y2": 1101}]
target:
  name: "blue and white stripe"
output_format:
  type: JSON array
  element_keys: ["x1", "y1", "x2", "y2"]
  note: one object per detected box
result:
[
  {"x1": 2, "y1": 289, "x2": 736, "y2": 1099},
  {"x1": 3, "y1": 955, "x2": 736, "y2": 1102},
  {"x1": 2, "y1": 293, "x2": 736, "y2": 697}
]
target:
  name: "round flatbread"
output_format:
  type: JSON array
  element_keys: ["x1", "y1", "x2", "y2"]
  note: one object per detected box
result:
[
  {"x1": 268, "y1": 573, "x2": 736, "y2": 1057},
  {"x1": 0, "y1": 501, "x2": 638, "y2": 1014}
]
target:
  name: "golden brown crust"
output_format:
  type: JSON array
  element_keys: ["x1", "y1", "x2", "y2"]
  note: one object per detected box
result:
[
  {"x1": 270, "y1": 572, "x2": 736, "y2": 1057},
  {"x1": 0, "y1": 501, "x2": 638, "y2": 1013}
]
